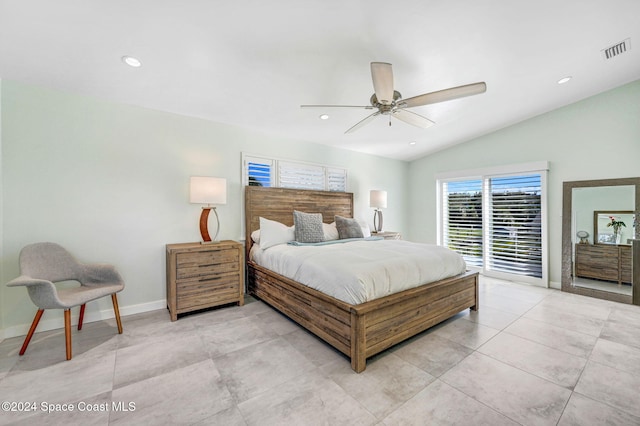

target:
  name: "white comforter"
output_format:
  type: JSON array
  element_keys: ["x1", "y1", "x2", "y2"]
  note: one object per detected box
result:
[{"x1": 250, "y1": 239, "x2": 467, "y2": 305}]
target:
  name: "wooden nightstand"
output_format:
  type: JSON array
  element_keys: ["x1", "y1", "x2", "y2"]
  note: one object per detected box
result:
[
  {"x1": 373, "y1": 231, "x2": 402, "y2": 240},
  {"x1": 166, "y1": 241, "x2": 244, "y2": 321}
]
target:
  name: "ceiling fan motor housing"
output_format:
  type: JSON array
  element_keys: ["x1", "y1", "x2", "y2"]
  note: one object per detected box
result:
[{"x1": 370, "y1": 90, "x2": 402, "y2": 114}]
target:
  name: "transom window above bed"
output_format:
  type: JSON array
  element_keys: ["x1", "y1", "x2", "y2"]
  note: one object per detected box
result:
[
  {"x1": 437, "y1": 161, "x2": 549, "y2": 287},
  {"x1": 242, "y1": 153, "x2": 347, "y2": 192}
]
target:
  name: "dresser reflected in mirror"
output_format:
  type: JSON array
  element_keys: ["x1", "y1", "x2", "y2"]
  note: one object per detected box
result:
[{"x1": 562, "y1": 177, "x2": 639, "y2": 305}]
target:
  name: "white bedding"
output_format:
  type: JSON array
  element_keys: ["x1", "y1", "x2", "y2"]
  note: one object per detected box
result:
[{"x1": 250, "y1": 239, "x2": 467, "y2": 305}]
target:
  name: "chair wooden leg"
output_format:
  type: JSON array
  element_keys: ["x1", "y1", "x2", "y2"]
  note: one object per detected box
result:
[
  {"x1": 78, "y1": 304, "x2": 86, "y2": 331},
  {"x1": 111, "y1": 293, "x2": 123, "y2": 334},
  {"x1": 19, "y1": 309, "x2": 44, "y2": 356},
  {"x1": 64, "y1": 309, "x2": 72, "y2": 360}
]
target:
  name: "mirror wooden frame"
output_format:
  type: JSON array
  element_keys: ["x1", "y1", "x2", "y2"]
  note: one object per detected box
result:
[{"x1": 562, "y1": 177, "x2": 640, "y2": 305}]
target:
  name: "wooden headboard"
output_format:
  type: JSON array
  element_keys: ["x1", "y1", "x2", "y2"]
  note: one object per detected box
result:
[{"x1": 244, "y1": 186, "x2": 354, "y2": 260}]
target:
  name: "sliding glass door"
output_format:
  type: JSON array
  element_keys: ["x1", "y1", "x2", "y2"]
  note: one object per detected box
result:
[{"x1": 439, "y1": 164, "x2": 547, "y2": 286}]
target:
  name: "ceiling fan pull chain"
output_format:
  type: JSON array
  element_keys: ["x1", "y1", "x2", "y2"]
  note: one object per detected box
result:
[{"x1": 389, "y1": 116, "x2": 392, "y2": 126}]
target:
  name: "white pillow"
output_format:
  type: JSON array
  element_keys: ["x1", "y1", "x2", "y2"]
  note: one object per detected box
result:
[
  {"x1": 259, "y1": 217, "x2": 295, "y2": 249},
  {"x1": 323, "y1": 222, "x2": 339, "y2": 241},
  {"x1": 358, "y1": 219, "x2": 371, "y2": 238},
  {"x1": 250, "y1": 229, "x2": 261, "y2": 244}
]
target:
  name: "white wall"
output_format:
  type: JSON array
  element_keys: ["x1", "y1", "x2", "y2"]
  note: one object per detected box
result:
[
  {"x1": 407, "y1": 79, "x2": 640, "y2": 287},
  {"x1": 0, "y1": 80, "x2": 409, "y2": 338}
]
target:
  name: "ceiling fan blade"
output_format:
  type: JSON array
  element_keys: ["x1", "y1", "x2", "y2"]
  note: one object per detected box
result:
[
  {"x1": 371, "y1": 62, "x2": 394, "y2": 105},
  {"x1": 300, "y1": 104, "x2": 375, "y2": 109},
  {"x1": 392, "y1": 109, "x2": 435, "y2": 129},
  {"x1": 400, "y1": 82, "x2": 487, "y2": 108},
  {"x1": 345, "y1": 111, "x2": 380, "y2": 134}
]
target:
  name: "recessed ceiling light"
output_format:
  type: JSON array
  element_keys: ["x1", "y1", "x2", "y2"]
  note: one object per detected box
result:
[
  {"x1": 319, "y1": 114, "x2": 329, "y2": 120},
  {"x1": 122, "y1": 55, "x2": 142, "y2": 68},
  {"x1": 409, "y1": 141, "x2": 417, "y2": 146},
  {"x1": 557, "y1": 76, "x2": 572, "y2": 84}
]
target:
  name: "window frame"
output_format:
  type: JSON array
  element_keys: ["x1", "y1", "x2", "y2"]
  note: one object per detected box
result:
[{"x1": 242, "y1": 152, "x2": 347, "y2": 192}]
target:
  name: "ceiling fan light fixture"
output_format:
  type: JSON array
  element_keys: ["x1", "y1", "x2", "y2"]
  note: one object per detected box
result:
[
  {"x1": 557, "y1": 76, "x2": 572, "y2": 84},
  {"x1": 121, "y1": 55, "x2": 142, "y2": 68}
]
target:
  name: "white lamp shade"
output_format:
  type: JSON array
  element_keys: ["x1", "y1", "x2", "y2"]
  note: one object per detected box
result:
[
  {"x1": 190, "y1": 177, "x2": 227, "y2": 205},
  {"x1": 369, "y1": 190, "x2": 387, "y2": 209}
]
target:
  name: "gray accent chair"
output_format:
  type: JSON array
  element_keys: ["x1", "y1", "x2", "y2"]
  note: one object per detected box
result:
[{"x1": 7, "y1": 242, "x2": 125, "y2": 360}]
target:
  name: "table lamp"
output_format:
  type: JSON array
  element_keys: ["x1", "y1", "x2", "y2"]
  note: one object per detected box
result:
[{"x1": 190, "y1": 176, "x2": 227, "y2": 243}]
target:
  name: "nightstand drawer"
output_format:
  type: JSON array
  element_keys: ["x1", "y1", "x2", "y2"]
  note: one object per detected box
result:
[
  {"x1": 176, "y1": 248, "x2": 239, "y2": 267},
  {"x1": 176, "y1": 273, "x2": 241, "y2": 310},
  {"x1": 176, "y1": 254, "x2": 239, "y2": 279}
]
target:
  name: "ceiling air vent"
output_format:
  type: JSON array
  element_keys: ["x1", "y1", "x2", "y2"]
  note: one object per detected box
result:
[{"x1": 601, "y1": 38, "x2": 631, "y2": 60}]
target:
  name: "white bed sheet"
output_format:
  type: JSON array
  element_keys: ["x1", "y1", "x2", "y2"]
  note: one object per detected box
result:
[{"x1": 250, "y1": 239, "x2": 467, "y2": 305}]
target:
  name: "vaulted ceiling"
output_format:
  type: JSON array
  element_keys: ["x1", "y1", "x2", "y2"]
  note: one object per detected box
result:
[{"x1": 1, "y1": 0, "x2": 639, "y2": 161}]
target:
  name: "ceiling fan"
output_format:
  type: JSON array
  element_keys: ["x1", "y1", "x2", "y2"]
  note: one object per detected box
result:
[{"x1": 301, "y1": 62, "x2": 486, "y2": 134}]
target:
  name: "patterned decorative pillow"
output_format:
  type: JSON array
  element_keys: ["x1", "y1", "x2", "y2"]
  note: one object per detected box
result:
[
  {"x1": 335, "y1": 215, "x2": 364, "y2": 239},
  {"x1": 293, "y1": 210, "x2": 324, "y2": 243}
]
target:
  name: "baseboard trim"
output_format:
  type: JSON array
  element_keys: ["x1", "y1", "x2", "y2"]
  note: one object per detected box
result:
[{"x1": 0, "y1": 299, "x2": 167, "y2": 340}]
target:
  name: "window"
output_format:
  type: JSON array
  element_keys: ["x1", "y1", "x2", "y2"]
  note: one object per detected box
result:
[
  {"x1": 246, "y1": 157, "x2": 274, "y2": 187},
  {"x1": 438, "y1": 162, "x2": 548, "y2": 286},
  {"x1": 242, "y1": 153, "x2": 347, "y2": 192},
  {"x1": 441, "y1": 179, "x2": 483, "y2": 268}
]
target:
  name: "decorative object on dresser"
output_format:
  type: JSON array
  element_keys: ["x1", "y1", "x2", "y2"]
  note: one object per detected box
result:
[
  {"x1": 576, "y1": 230, "x2": 589, "y2": 244},
  {"x1": 166, "y1": 241, "x2": 244, "y2": 321},
  {"x1": 190, "y1": 176, "x2": 227, "y2": 243},
  {"x1": 369, "y1": 189, "x2": 387, "y2": 233}
]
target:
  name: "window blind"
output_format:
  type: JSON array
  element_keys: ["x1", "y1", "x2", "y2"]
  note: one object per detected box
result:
[
  {"x1": 327, "y1": 168, "x2": 347, "y2": 192},
  {"x1": 486, "y1": 174, "x2": 542, "y2": 278},
  {"x1": 279, "y1": 161, "x2": 325, "y2": 190},
  {"x1": 246, "y1": 158, "x2": 273, "y2": 187},
  {"x1": 442, "y1": 180, "x2": 483, "y2": 267}
]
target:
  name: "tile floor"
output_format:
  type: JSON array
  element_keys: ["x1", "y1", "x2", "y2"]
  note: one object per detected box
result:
[{"x1": 1, "y1": 277, "x2": 640, "y2": 425}]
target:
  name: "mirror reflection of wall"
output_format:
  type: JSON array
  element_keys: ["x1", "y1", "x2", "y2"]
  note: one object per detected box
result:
[
  {"x1": 572, "y1": 185, "x2": 635, "y2": 245},
  {"x1": 571, "y1": 185, "x2": 635, "y2": 297}
]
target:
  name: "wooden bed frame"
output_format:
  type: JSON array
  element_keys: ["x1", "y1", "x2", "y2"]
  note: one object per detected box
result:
[{"x1": 245, "y1": 186, "x2": 479, "y2": 372}]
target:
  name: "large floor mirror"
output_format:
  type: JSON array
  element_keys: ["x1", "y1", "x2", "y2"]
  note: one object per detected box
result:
[{"x1": 562, "y1": 177, "x2": 639, "y2": 305}]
